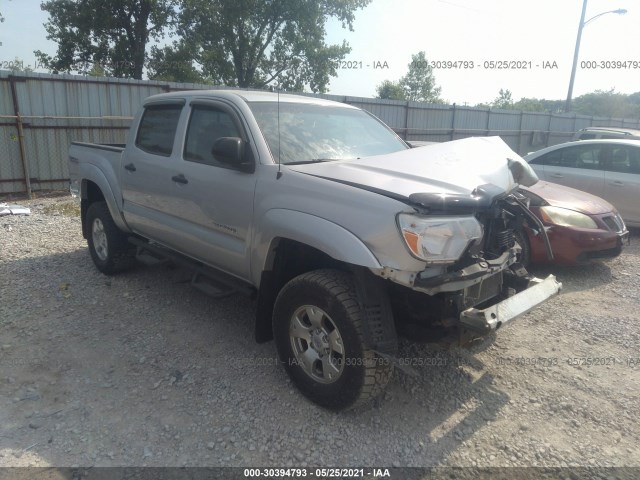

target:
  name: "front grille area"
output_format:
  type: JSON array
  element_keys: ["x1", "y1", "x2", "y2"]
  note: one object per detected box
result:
[
  {"x1": 463, "y1": 273, "x2": 503, "y2": 309},
  {"x1": 602, "y1": 214, "x2": 626, "y2": 233}
]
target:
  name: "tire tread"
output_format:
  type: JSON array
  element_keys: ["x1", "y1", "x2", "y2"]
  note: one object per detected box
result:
[
  {"x1": 86, "y1": 202, "x2": 136, "y2": 274},
  {"x1": 275, "y1": 269, "x2": 394, "y2": 410}
]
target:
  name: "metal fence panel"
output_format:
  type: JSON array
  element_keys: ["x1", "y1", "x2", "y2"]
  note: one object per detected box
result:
[
  {"x1": 406, "y1": 104, "x2": 453, "y2": 142},
  {"x1": 0, "y1": 121, "x2": 24, "y2": 194},
  {"x1": 2, "y1": 70, "x2": 640, "y2": 195}
]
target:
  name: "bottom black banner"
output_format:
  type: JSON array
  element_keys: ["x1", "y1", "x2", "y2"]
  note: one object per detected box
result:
[{"x1": 0, "y1": 467, "x2": 637, "y2": 480}]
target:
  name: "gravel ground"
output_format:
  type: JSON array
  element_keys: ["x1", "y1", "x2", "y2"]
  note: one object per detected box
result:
[{"x1": 1, "y1": 193, "x2": 639, "y2": 471}]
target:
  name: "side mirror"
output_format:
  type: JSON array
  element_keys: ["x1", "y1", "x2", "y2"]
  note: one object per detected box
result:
[{"x1": 211, "y1": 137, "x2": 255, "y2": 173}]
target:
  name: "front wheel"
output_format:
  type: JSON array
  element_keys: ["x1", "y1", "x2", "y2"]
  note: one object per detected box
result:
[
  {"x1": 273, "y1": 269, "x2": 393, "y2": 410},
  {"x1": 86, "y1": 201, "x2": 136, "y2": 274}
]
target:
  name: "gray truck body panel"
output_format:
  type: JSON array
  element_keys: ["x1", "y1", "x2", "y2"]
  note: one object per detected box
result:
[{"x1": 69, "y1": 89, "x2": 559, "y2": 328}]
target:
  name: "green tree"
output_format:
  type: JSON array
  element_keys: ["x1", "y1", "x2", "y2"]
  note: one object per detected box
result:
[
  {"x1": 87, "y1": 63, "x2": 106, "y2": 77},
  {"x1": 376, "y1": 51, "x2": 442, "y2": 103},
  {"x1": 479, "y1": 93, "x2": 564, "y2": 114},
  {"x1": 478, "y1": 89, "x2": 640, "y2": 118},
  {"x1": 573, "y1": 89, "x2": 638, "y2": 119},
  {"x1": 375, "y1": 80, "x2": 405, "y2": 100},
  {"x1": 513, "y1": 97, "x2": 564, "y2": 113},
  {"x1": 399, "y1": 51, "x2": 442, "y2": 103},
  {"x1": 511, "y1": 97, "x2": 547, "y2": 112},
  {"x1": 146, "y1": 42, "x2": 205, "y2": 83},
  {"x1": 151, "y1": 0, "x2": 370, "y2": 92},
  {"x1": 491, "y1": 88, "x2": 513, "y2": 109},
  {"x1": 35, "y1": 0, "x2": 175, "y2": 79},
  {"x1": 0, "y1": 0, "x2": 10, "y2": 23}
]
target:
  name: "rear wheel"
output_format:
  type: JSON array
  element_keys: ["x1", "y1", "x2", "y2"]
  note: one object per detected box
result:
[
  {"x1": 86, "y1": 201, "x2": 136, "y2": 274},
  {"x1": 273, "y1": 269, "x2": 393, "y2": 410}
]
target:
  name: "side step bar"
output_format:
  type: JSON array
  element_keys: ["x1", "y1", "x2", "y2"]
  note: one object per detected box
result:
[{"x1": 129, "y1": 237, "x2": 256, "y2": 299}]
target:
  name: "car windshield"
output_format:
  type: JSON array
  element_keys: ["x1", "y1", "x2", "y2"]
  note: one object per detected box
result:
[{"x1": 247, "y1": 101, "x2": 408, "y2": 164}]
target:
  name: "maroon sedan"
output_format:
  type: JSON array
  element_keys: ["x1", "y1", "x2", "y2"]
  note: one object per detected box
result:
[{"x1": 517, "y1": 181, "x2": 629, "y2": 266}]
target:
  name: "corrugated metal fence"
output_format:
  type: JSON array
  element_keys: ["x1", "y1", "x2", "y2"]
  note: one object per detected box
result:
[{"x1": 2, "y1": 70, "x2": 640, "y2": 195}]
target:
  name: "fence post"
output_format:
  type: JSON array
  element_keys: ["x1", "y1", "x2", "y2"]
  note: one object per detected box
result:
[
  {"x1": 9, "y1": 76, "x2": 32, "y2": 199},
  {"x1": 517, "y1": 110, "x2": 524, "y2": 154},
  {"x1": 404, "y1": 100, "x2": 409, "y2": 140},
  {"x1": 450, "y1": 103, "x2": 456, "y2": 141},
  {"x1": 485, "y1": 107, "x2": 491, "y2": 136}
]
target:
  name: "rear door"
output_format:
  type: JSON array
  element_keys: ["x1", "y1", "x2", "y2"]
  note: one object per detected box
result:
[
  {"x1": 120, "y1": 100, "x2": 186, "y2": 245},
  {"x1": 531, "y1": 143, "x2": 606, "y2": 197},
  {"x1": 602, "y1": 144, "x2": 640, "y2": 225}
]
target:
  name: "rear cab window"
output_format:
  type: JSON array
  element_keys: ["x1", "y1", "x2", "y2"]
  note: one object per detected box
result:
[{"x1": 135, "y1": 104, "x2": 183, "y2": 156}]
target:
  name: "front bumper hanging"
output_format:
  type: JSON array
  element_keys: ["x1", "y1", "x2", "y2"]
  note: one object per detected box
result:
[{"x1": 459, "y1": 274, "x2": 561, "y2": 335}]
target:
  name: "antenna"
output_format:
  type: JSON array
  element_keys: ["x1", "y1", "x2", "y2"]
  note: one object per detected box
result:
[{"x1": 276, "y1": 88, "x2": 283, "y2": 179}]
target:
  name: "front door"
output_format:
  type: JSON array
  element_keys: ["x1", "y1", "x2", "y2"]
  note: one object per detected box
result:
[{"x1": 158, "y1": 100, "x2": 258, "y2": 279}]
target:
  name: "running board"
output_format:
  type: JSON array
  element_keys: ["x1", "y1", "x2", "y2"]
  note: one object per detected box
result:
[{"x1": 129, "y1": 237, "x2": 256, "y2": 299}]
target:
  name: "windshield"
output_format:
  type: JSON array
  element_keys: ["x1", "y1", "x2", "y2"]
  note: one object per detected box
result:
[{"x1": 248, "y1": 101, "x2": 408, "y2": 164}]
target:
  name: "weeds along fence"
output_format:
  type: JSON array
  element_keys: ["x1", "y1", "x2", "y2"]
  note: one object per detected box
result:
[{"x1": 2, "y1": 70, "x2": 639, "y2": 195}]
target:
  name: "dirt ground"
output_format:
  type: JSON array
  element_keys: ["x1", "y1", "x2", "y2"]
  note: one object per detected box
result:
[{"x1": 1, "y1": 193, "x2": 639, "y2": 474}]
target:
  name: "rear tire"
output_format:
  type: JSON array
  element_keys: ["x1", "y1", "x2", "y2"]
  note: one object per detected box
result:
[
  {"x1": 273, "y1": 269, "x2": 393, "y2": 410},
  {"x1": 86, "y1": 201, "x2": 136, "y2": 274}
]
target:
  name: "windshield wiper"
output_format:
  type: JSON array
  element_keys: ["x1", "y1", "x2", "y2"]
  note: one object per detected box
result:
[{"x1": 285, "y1": 158, "x2": 341, "y2": 165}]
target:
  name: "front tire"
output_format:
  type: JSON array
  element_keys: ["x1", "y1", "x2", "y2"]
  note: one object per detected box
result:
[
  {"x1": 86, "y1": 201, "x2": 136, "y2": 274},
  {"x1": 273, "y1": 269, "x2": 393, "y2": 410}
]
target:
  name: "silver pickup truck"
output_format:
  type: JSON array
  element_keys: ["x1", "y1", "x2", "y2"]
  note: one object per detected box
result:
[{"x1": 69, "y1": 90, "x2": 561, "y2": 410}]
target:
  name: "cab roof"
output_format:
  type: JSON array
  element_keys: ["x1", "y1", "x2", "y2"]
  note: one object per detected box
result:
[{"x1": 143, "y1": 89, "x2": 357, "y2": 108}]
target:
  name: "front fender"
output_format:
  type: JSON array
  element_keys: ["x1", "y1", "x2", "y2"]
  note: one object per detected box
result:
[{"x1": 251, "y1": 209, "x2": 381, "y2": 285}]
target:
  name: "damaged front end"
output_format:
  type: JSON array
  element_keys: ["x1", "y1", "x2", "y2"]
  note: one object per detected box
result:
[{"x1": 384, "y1": 183, "x2": 561, "y2": 344}]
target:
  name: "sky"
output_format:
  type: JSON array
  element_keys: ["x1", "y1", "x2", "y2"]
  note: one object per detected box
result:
[{"x1": 0, "y1": 0, "x2": 638, "y2": 106}]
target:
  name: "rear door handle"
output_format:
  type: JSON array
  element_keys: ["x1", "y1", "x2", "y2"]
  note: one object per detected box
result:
[
  {"x1": 172, "y1": 174, "x2": 188, "y2": 185},
  {"x1": 124, "y1": 163, "x2": 136, "y2": 172},
  {"x1": 610, "y1": 180, "x2": 624, "y2": 186}
]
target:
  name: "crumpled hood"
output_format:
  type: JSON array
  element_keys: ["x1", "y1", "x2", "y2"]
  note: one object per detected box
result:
[
  {"x1": 287, "y1": 137, "x2": 537, "y2": 199},
  {"x1": 525, "y1": 180, "x2": 615, "y2": 215}
]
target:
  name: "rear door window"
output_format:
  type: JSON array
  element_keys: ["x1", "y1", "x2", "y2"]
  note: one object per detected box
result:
[
  {"x1": 135, "y1": 104, "x2": 183, "y2": 156},
  {"x1": 606, "y1": 146, "x2": 640, "y2": 174},
  {"x1": 537, "y1": 144, "x2": 605, "y2": 169}
]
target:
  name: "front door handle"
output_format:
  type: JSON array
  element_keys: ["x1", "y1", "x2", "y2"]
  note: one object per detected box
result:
[
  {"x1": 610, "y1": 180, "x2": 624, "y2": 186},
  {"x1": 172, "y1": 174, "x2": 189, "y2": 185},
  {"x1": 549, "y1": 173, "x2": 563, "y2": 178},
  {"x1": 124, "y1": 163, "x2": 136, "y2": 172}
]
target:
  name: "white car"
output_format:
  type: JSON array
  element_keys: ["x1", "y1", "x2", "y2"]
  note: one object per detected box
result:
[
  {"x1": 572, "y1": 126, "x2": 640, "y2": 141},
  {"x1": 525, "y1": 139, "x2": 640, "y2": 227}
]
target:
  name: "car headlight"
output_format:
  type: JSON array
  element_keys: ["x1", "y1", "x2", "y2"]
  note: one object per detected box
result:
[
  {"x1": 539, "y1": 206, "x2": 598, "y2": 229},
  {"x1": 397, "y1": 214, "x2": 484, "y2": 264}
]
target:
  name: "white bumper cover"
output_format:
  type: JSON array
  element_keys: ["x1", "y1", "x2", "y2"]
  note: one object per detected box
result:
[{"x1": 459, "y1": 274, "x2": 562, "y2": 333}]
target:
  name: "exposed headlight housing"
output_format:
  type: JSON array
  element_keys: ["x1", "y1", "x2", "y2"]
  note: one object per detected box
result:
[
  {"x1": 398, "y1": 214, "x2": 484, "y2": 264},
  {"x1": 539, "y1": 206, "x2": 598, "y2": 229}
]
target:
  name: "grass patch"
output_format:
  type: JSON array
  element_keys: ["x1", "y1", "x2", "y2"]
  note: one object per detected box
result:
[{"x1": 41, "y1": 201, "x2": 81, "y2": 217}]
